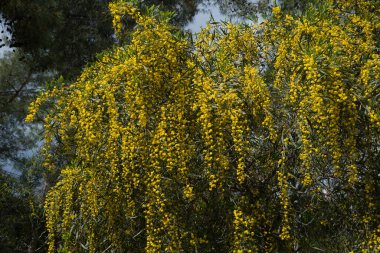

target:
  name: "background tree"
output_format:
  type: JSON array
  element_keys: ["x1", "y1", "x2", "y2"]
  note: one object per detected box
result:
[
  {"x1": 0, "y1": 168, "x2": 46, "y2": 252},
  {"x1": 0, "y1": 0, "x2": 116, "y2": 251}
]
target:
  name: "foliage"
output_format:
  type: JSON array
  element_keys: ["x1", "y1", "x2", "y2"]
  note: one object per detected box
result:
[
  {"x1": 0, "y1": 169, "x2": 46, "y2": 252},
  {"x1": 27, "y1": 0, "x2": 379, "y2": 252}
]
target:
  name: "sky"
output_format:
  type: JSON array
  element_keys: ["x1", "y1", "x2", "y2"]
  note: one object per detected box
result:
[
  {"x1": 185, "y1": 0, "x2": 266, "y2": 33},
  {"x1": 0, "y1": 14, "x2": 13, "y2": 58}
]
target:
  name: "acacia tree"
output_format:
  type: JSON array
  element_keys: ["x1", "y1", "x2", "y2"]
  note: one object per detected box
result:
[{"x1": 27, "y1": 0, "x2": 379, "y2": 252}]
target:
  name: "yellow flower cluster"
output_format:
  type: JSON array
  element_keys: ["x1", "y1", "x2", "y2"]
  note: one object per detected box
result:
[
  {"x1": 232, "y1": 206, "x2": 257, "y2": 253},
  {"x1": 26, "y1": 0, "x2": 379, "y2": 251},
  {"x1": 277, "y1": 171, "x2": 291, "y2": 241}
]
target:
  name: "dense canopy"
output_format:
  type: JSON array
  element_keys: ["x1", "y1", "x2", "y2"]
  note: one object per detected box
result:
[{"x1": 27, "y1": 0, "x2": 379, "y2": 252}]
